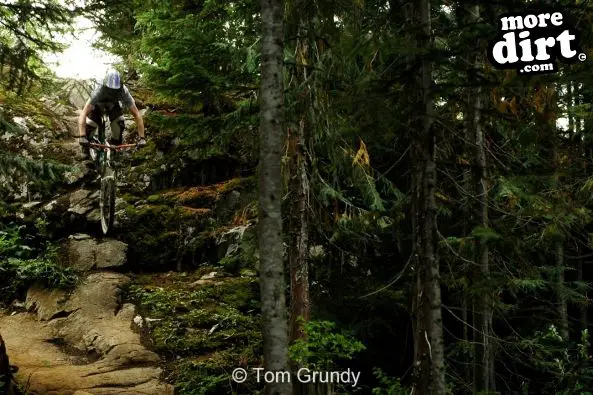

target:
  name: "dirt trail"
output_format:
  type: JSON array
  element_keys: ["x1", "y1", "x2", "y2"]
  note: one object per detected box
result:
[{"x1": 0, "y1": 272, "x2": 175, "y2": 394}]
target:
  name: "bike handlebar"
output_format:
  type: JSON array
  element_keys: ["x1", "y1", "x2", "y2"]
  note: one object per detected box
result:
[{"x1": 86, "y1": 143, "x2": 138, "y2": 151}]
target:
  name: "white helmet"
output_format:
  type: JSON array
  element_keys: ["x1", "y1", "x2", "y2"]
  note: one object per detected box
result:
[{"x1": 103, "y1": 69, "x2": 121, "y2": 89}]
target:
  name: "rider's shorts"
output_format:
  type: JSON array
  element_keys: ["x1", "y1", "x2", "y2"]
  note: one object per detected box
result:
[{"x1": 87, "y1": 102, "x2": 126, "y2": 142}]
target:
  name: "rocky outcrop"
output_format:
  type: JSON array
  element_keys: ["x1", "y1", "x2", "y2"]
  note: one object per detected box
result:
[
  {"x1": 66, "y1": 234, "x2": 128, "y2": 271},
  {"x1": 0, "y1": 272, "x2": 174, "y2": 394},
  {"x1": 25, "y1": 285, "x2": 69, "y2": 321},
  {"x1": 60, "y1": 78, "x2": 94, "y2": 110}
]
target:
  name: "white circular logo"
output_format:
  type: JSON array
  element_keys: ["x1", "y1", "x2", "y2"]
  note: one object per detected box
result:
[{"x1": 232, "y1": 368, "x2": 248, "y2": 383}]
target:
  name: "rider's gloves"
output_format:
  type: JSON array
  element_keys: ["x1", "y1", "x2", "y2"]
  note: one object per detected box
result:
[
  {"x1": 136, "y1": 137, "x2": 147, "y2": 148},
  {"x1": 78, "y1": 136, "x2": 89, "y2": 146}
]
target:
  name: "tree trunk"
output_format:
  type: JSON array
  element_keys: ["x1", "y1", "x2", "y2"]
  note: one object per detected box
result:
[
  {"x1": 547, "y1": 84, "x2": 569, "y2": 342},
  {"x1": 288, "y1": 118, "x2": 311, "y2": 342},
  {"x1": 556, "y1": 241, "x2": 569, "y2": 340},
  {"x1": 410, "y1": 0, "x2": 446, "y2": 393},
  {"x1": 464, "y1": 5, "x2": 494, "y2": 393},
  {"x1": 288, "y1": 33, "x2": 311, "y2": 347},
  {"x1": 568, "y1": 82, "x2": 574, "y2": 137},
  {"x1": 286, "y1": 17, "x2": 329, "y2": 395},
  {"x1": 578, "y1": 252, "x2": 588, "y2": 331},
  {"x1": 461, "y1": 124, "x2": 472, "y2": 389},
  {"x1": 259, "y1": 0, "x2": 292, "y2": 392},
  {"x1": 461, "y1": 293, "x2": 471, "y2": 385}
]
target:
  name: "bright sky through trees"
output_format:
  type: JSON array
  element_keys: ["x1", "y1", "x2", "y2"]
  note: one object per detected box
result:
[{"x1": 43, "y1": 16, "x2": 119, "y2": 80}]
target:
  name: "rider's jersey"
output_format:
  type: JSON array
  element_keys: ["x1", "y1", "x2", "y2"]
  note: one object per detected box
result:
[{"x1": 89, "y1": 83, "x2": 135, "y2": 111}]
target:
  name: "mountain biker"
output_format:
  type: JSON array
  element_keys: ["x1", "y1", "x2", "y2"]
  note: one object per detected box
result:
[{"x1": 77, "y1": 69, "x2": 146, "y2": 157}]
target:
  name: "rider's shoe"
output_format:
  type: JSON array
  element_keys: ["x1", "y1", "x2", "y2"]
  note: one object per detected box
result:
[
  {"x1": 79, "y1": 136, "x2": 90, "y2": 160},
  {"x1": 81, "y1": 137, "x2": 100, "y2": 169},
  {"x1": 108, "y1": 138, "x2": 123, "y2": 168}
]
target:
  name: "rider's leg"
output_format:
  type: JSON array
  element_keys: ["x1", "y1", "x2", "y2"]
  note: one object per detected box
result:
[
  {"x1": 108, "y1": 103, "x2": 125, "y2": 146},
  {"x1": 86, "y1": 106, "x2": 103, "y2": 141},
  {"x1": 81, "y1": 107, "x2": 102, "y2": 161},
  {"x1": 82, "y1": 120, "x2": 99, "y2": 160},
  {"x1": 85, "y1": 119, "x2": 99, "y2": 141},
  {"x1": 107, "y1": 104, "x2": 125, "y2": 167}
]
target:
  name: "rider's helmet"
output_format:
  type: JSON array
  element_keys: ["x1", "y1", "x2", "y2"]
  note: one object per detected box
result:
[{"x1": 103, "y1": 69, "x2": 121, "y2": 90}]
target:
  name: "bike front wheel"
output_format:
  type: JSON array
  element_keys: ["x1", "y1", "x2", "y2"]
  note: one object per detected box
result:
[{"x1": 100, "y1": 167, "x2": 116, "y2": 235}]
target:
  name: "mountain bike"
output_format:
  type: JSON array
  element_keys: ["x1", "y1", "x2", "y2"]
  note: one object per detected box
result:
[{"x1": 85, "y1": 115, "x2": 136, "y2": 235}]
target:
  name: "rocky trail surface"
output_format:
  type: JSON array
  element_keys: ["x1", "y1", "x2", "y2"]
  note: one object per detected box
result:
[{"x1": 1, "y1": 273, "x2": 173, "y2": 394}]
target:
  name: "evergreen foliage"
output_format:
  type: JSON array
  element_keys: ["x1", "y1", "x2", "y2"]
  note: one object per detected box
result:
[{"x1": 0, "y1": 0, "x2": 74, "y2": 92}]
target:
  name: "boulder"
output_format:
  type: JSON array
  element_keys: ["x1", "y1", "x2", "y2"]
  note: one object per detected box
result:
[
  {"x1": 64, "y1": 79, "x2": 94, "y2": 109},
  {"x1": 85, "y1": 208, "x2": 101, "y2": 223},
  {"x1": 68, "y1": 189, "x2": 94, "y2": 216},
  {"x1": 42, "y1": 99, "x2": 70, "y2": 117},
  {"x1": 64, "y1": 116, "x2": 81, "y2": 136},
  {"x1": 22, "y1": 201, "x2": 42, "y2": 209},
  {"x1": 11, "y1": 117, "x2": 29, "y2": 133},
  {"x1": 96, "y1": 240, "x2": 128, "y2": 269},
  {"x1": 25, "y1": 285, "x2": 70, "y2": 321},
  {"x1": 63, "y1": 162, "x2": 92, "y2": 185},
  {"x1": 67, "y1": 235, "x2": 128, "y2": 271}
]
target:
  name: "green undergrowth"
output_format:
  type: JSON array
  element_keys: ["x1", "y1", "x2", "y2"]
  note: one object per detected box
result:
[
  {"x1": 0, "y1": 88, "x2": 74, "y2": 199},
  {"x1": 117, "y1": 200, "x2": 215, "y2": 270},
  {"x1": 143, "y1": 108, "x2": 258, "y2": 164},
  {"x1": 117, "y1": 176, "x2": 257, "y2": 271},
  {"x1": 125, "y1": 269, "x2": 263, "y2": 394},
  {"x1": 0, "y1": 224, "x2": 77, "y2": 305},
  {"x1": 120, "y1": 109, "x2": 255, "y2": 195}
]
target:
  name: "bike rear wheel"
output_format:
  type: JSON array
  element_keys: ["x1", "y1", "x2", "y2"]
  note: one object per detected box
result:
[{"x1": 100, "y1": 167, "x2": 116, "y2": 235}]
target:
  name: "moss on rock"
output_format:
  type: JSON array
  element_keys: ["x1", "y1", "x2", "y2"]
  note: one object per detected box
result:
[{"x1": 125, "y1": 272, "x2": 263, "y2": 394}]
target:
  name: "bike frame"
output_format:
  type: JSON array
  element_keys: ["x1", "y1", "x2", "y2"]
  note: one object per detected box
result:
[
  {"x1": 87, "y1": 114, "x2": 137, "y2": 234},
  {"x1": 89, "y1": 114, "x2": 135, "y2": 165}
]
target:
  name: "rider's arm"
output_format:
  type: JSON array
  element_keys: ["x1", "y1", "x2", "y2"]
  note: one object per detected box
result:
[
  {"x1": 122, "y1": 86, "x2": 145, "y2": 139},
  {"x1": 129, "y1": 103, "x2": 145, "y2": 138},
  {"x1": 78, "y1": 100, "x2": 93, "y2": 137}
]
